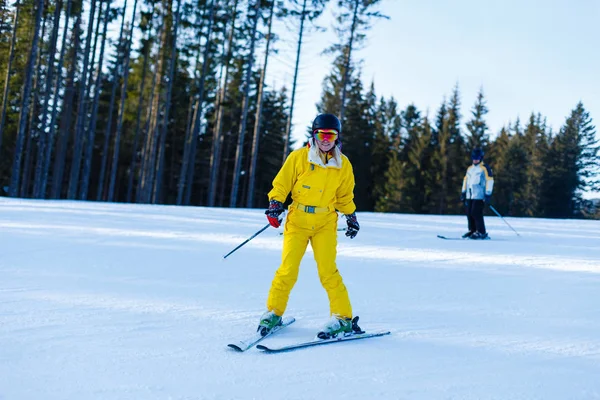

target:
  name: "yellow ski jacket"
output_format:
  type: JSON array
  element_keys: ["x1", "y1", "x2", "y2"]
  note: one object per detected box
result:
[{"x1": 268, "y1": 143, "x2": 356, "y2": 217}]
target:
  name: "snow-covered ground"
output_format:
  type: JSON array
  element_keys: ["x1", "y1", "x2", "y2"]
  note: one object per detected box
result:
[{"x1": 1, "y1": 198, "x2": 599, "y2": 400}]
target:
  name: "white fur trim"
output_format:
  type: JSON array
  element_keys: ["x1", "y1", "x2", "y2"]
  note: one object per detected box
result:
[{"x1": 308, "y1": 138, "x2": 343, "y2": 169}]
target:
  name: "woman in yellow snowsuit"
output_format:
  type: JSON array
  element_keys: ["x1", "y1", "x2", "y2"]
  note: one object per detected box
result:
[{"x1": 258, "y1": 113, "x2": 361, "y2": 339}]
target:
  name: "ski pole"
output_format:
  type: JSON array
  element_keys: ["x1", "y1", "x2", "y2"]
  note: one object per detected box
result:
[
  {"x1": 489, "y1": 205, "x2": 521, "y2": 237},
  {"x1": 223, "y1": 223, "x2": 272, "y2": 259}
]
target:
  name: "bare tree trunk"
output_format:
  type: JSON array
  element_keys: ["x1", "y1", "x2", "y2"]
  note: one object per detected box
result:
[
  {"x1": 126, "y1": 18, "x2": 153, "y2": 202},
  {"x1": 138, "y1": 5, "x2": 167, "y2": 203},
  {"x1": 282, "y1": 0, "x2": 306, "y2": 164},
  {"x1": 177, "y1": 97, "x2": 196, "y2": 204},
  {"x1": 66, "y1": 0, "x2": 97, "y2": 199},
  {"x1": 174, "y1": 1, "x2": 207, "y2": 205},
  {"x1": 108, "y1": 0, "x2": 138, "y2": 202},
  {"x1": 149, "y1": 0, "x2": 182, "y2": 204},
  {"x1": 134, "y1": 41, "x2": 159, "y2": 203},
  {"x1": 218, "y1": 129, "x2": 232, "y2": 206},
  {"x1": 339, "y1": 0, "x2": 359, "y2": 122},
  {"x1": 79, "y1": 0, "x2": 112, "y2": 200},
  {"x1": 8, "y1": 0, "x2": 44, "y2": 197},
  {"x1": 246, "y1": 0, "x2": 274, "y2": 208},
  {"x1": 34, "y1": 0, "x2": 64, "y2": 198},
  {"x1": 19, "y1": 124, "x2": 34, "y2": 196},
  {"x1": 51, "y1": 14, "x2": 80, "y2": 199},
  {"x1": 85, "y1": 0, "x2": 104, "y2": 103},
  {"x1": 229, "y1": 0, "x2": 260, "y2": 208},
  {"x1": 175, "y1": 0, "x2": 207, "y2": 205},
  {"x1": 40, "y1": 0, "x2": 72, "y2": 198},
  {"x1": 207, "y1": 0, "x2": 238, "y2": 207},
  {"x1": 178, "y1": 0, "x2": 216, "y2": 205},
  {"x1": 95, "y1": 0, "x2": 129, "y2": 201},
  {"x1": 20, "y1": 10, "x2": 48, "y2": 198},
  {"x1": 0, "y1": 0, "x2": 21, "y2": 154}
]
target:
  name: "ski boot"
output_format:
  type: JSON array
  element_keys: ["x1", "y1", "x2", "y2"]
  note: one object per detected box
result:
[
  {"x1": 470, "y1": 232, "x2": 489, "y2": 240},
  {"x1": 257, "y1": 310, "x2": 282, "y2": 337},
  {"x1": 317, "y1": 315, "x2": 362, "y2": 339},
  {"x1": 462, "y1": 231, "x2": 475, "y2": 238}
]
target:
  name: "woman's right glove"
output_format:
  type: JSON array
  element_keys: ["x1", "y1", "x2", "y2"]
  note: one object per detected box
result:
[
  {"x1": 345, "y1": 212, "x2": 360, "y2": 239},
  {"x1": 265, "y1": 200, "x2": 285, "y2": 228}
]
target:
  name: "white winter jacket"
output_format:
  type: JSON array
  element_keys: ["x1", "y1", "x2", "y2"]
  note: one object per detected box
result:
[{"x1": 462, "y1": 162, "x2": 494, "y2": 200}]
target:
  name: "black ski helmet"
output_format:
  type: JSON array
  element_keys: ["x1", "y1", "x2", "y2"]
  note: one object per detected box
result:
[
  {"x1": 312, "y1": 113, "x2": 341, "y2": 133},
  {"x1": 471, "y1": 148, "x2": 484, "y2": 160},
  {"x1": 312, "y1": 113, "x2": 342, "y2": 145}
]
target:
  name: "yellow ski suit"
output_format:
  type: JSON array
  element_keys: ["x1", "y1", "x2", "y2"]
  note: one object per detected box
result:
[{"x1": 266, "y1": 143, "x2": 356, "y2": 319}]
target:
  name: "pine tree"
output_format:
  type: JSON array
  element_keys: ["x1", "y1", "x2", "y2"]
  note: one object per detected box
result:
[
  {"x1": 486, "y1": 126, "x2": 511, "y2": 214},
  {"x1": 465, "y1": 88, "x2": 489, "y2": 152},
  {"x1": 427, "y1": 99, "x2": 447, "y2": 214},
  {"x1": 402, "y1": 114, "x2": 431, "y2": 213},
  {"x1": 444, "y1": 84, "x2": 467, "y2": 214},
  {"x1": 395, "y1": 104, "x2": 421, "y2": 212},
  {"x1": 374, "y1": 151, "x2": 402, "y2": 212},
  {"x1": 249, "y1": 88, "x2": 291, "y2": 208},
  {"x1": 428, "y1": 85, "x2": 466, "y2": 215},
  {"x1": 370, "y1": 94, "x2": 397, "y2": 207},
  {"x1": 517, "y1": 113, "x2": 549, "y2": 216},
  {"x1": 539, "y1": 102, "x2": 599, "y2": 217},
  {"x1": 502, "y1": 135, "x2": 529, "y2": 216},
  {"x1": 338, "y1": 72, "x2": 374, "y2": 210}
]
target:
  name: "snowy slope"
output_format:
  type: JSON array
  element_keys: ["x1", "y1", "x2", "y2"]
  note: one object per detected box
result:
[{"x1": 1, "y1": 198, "x2": 599, "y2": 400}]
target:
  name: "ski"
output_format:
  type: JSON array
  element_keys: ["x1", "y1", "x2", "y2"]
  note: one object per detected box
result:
[
  {"x1": 437, "y1": 234, "x2": 491, "y2": 241},
  {"x1": 437, "y1": 235, "x2": 464, "y2": 240},
  {"x1": 227, "y1": 316, "x2": 295, "y2": 352},
  {"x1": 256, "y1": 330, "x2": 391, "y2": 353}
]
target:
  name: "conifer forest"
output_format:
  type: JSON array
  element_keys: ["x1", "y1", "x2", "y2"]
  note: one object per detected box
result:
[{"x1": 0, "y1": 0, "x2": 598, "y2": 218}]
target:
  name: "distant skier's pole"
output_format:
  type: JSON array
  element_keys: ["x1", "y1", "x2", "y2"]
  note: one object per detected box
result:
[
  {"x1": 223, "y1": 223, "x2": 271, "y2": 259},
  {"x1": 489, "y1": 205, "x2": 521, "y2": 237}
]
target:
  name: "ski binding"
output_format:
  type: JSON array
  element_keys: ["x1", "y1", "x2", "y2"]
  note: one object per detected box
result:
[{"x1": 227, "y1": 316, "x2": 296, "y2": 352}]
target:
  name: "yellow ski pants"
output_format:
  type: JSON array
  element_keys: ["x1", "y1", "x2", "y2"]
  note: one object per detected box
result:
[{"x1": 266, "y1": 210, "x2": 352, "y2": 319}]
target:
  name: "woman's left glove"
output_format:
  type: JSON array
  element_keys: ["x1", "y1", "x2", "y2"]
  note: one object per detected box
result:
[
  {"x1": 345, "y1": 212, "x2": 360, "y2": 239},
  {"x1": 265, "y1": 200, "x2": 285, "y2": 228}
]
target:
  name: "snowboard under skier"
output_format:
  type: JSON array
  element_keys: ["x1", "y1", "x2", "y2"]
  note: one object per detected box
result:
[
  {"x1": 460, "y1": 148, "x2": 494, "y2": 239},
  {"x1": 258, "y1": 113, "x2": 362, "y2": 340}
]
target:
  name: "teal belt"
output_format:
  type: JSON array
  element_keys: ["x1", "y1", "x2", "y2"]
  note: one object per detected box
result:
[{"x1": 292, "y1": 202, "x2": 330, "y2": 214}]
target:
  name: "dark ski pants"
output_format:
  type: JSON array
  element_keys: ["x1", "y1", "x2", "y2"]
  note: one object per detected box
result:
[{"x1": 465, "y1": 199, "x2": 486, "y2": 234}]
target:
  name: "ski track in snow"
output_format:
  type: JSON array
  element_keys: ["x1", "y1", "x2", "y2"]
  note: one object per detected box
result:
[{"x1": 2, "y1": 219, "x2": 598, "y2": 274}]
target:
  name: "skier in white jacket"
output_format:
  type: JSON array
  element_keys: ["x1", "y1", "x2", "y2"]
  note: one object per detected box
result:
[{"x1": 460, "y1": 148, "x2": 494, "y2": 239}]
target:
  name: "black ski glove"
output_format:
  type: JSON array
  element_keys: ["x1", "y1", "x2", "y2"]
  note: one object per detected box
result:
[
  {"x1": 460, "y1": 192, "x2": 466, "y2": 203},
  {"x1": 265, "y1": 200, "x2": 285, "y2": 228},
  {"x1": 345, "y1": 212, "x2": 360, "y2": 239},
  {"x1": 484, "y1": 194, "x2": 491, "y2": 204}
]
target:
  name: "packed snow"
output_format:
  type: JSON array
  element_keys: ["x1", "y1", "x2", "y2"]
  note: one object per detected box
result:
[{"x1": 1, "y1": 198, "x2": 599, "y2": 399}]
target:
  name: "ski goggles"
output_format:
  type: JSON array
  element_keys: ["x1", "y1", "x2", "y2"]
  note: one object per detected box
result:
[{"x1": 313, "y1": 129, "x2": 338, "y2": 142}]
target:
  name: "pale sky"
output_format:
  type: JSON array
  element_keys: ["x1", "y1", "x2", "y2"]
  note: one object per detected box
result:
[{"x1": 266, "y1": 0, "x2": 600, "y2": 149}]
